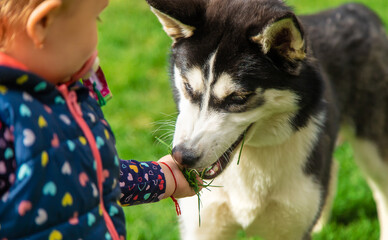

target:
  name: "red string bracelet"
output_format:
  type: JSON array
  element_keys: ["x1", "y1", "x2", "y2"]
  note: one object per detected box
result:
[{"x1": 160, "y1": 162, "x2": 181, "y2": 215}]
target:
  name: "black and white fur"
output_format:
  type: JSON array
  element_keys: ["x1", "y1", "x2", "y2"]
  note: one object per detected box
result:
[{"x1": 145, "y1": 0, "x2": 388, "y2": 239}]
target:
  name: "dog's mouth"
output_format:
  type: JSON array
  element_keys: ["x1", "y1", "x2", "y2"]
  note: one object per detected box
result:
[{"x1": 198, "y1": 130, "x2": 248, "y2": 180}]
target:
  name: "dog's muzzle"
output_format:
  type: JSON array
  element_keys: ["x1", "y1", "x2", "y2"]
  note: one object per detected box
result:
[
  {"x1": 171, "y1": 145, "x2": 201, "y2": 167},
  {"x1": 172, "y1": 128, "x2": 248, "y2": 179}
]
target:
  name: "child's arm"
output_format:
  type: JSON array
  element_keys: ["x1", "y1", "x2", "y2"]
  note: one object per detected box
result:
[
  {"x1": 119, "y1": 159, "x2": 165, "y2": 206},
  {"x1": 119, "y1": 155, "x2": 197, "y2": 206},
  {"x1": 0, "y1": 120, "x2": 16, "y2": 197}
]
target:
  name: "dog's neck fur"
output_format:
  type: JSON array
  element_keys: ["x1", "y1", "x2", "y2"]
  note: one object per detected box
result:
[{"x1": 199, "y1": 113, "x2": 325, "y2": 231}]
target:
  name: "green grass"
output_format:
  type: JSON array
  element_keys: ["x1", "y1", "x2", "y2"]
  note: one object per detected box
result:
[{"x1": 97, "y1": 0, "x2": 387, "y2": 239}]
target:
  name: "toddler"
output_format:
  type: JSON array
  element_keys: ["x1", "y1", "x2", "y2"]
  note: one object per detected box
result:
[{"x1": 0, "y1": 0, "x2": 195, "y2": 239}]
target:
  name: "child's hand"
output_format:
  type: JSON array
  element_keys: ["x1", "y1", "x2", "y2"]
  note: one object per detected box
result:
[{"x1": 158, "y1": 155, "x2": 202, "y2": 199}]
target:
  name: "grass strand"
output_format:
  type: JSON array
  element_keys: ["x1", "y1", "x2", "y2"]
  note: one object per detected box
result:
[{"x1": 155, "y1": 136, "x2": 221, "y2": 226}]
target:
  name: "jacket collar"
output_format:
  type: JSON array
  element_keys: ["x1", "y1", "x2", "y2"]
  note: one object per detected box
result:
[
  {"x1": 0, "y1": 67, "x2": 89, "y2": 105},
  {"x1": 0, "y1": 52, "x2": 28, "y2": 71}
]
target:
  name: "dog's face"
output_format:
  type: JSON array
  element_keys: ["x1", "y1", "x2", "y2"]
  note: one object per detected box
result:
[{"x1": 147, "y1": 0, "x2": 322, "y2": 178}]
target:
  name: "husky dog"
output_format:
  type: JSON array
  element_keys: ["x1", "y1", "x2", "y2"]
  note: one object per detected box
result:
[{"x1": 145, "y1": 0, "x2": 388, "y2": 239}]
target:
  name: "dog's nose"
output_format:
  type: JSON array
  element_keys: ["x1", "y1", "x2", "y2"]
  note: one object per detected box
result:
[{"x1": 172, "y1": 145, "x2": 200, "y2": 167}]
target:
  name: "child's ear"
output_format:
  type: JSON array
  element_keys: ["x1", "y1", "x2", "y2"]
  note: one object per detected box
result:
[{"x1": 26, "y1": 0, "x2": 62, "y2": 48}]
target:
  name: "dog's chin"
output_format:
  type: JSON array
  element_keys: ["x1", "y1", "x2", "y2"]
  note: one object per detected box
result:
[{"x1": 197, "y1": 132, "x2": 246, "y2": 180}]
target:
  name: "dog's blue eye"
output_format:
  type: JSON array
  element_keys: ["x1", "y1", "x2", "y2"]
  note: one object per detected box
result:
[
  {"x1": 184, "y1": 82, "x2": 194, "y2": 95},
  {"x1": 232, "y1": 95, "x2": 246, "y2": 102},
  {"x1": 230, "y1": 93, "x2": 251, "y2": 105}
]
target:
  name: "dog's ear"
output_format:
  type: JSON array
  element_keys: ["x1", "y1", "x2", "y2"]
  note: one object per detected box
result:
[
  {"x1": 251, "y1": 13, "x2": 306, "y2": 75},
  {"x1": 150, "y1": 7, "x2": 196, "y2": 41},
  {"x1": 146, "y1": 0, "x2": 205, "y2": 42}
]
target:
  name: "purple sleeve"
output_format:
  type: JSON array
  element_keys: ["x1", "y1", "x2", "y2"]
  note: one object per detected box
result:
[
  {"x1": 119, "y1": 159, "x2": 166, "y2": 206},
  {"x1": 0, "y1": 120, "x2": 16, "y2": 197}
]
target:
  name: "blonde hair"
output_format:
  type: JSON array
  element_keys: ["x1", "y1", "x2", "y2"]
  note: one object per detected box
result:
[
  {"x1": 0, "y1": 0, "x2": 71, "y2": 50},
  {"x1": 0, "y1": 1, "x2": 42, "y2": 49}
]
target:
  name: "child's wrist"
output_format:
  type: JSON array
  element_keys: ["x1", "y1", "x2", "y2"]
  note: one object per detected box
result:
[
  {"x1": 159, "y1": 161, "x2": 182, "y2": 215},
  {"x1": 159, "y1": 161, "x2": 177, "y2": 198}
]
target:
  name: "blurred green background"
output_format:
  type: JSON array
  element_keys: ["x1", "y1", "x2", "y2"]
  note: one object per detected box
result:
[{"x1": 97, "y1": 0, "x2": 388, "y2": 239}]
